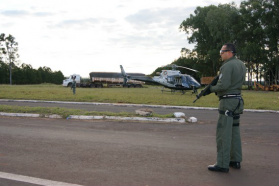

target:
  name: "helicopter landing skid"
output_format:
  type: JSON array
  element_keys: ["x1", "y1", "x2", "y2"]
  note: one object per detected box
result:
[
  {"x1": 160, "y1": 87, "x2": 198, "y2": 95},
  {"x1": 192, "y1": 87, "x2": 198, "y2": 95},
  {"x1": 161, "y1": 87, "x2": 185, "y2": 95}
]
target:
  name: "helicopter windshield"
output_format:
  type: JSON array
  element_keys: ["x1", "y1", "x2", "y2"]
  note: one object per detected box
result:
[{"x1": 182, "y1": 75, "x2": 201, "y2": 88}]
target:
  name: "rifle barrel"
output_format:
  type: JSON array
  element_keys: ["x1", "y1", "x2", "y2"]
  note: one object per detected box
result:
[{"x1": 193, "y1": 95, "x2": 200, "y2": 103}]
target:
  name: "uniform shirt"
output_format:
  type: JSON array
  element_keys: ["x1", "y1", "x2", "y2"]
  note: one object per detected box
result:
[
  {"x1": 210, "y1": 56, "x2": 246, "y2": 97},
  {"x1": 72, "y1": 80, "x2": 76, "y2": 88}
]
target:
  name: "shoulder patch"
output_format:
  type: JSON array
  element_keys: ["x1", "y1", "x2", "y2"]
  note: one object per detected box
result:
[{"x1": 219, "y1": 73, "x2": 223, "y2": 79}]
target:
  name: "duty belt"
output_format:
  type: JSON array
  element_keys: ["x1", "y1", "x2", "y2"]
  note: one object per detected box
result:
[
  {"x1": 219, "y1": 94, "x2": 241, "y2": 100},
  {"x1": 218, "y1": 94, "x2": 243, "y2": 119}
]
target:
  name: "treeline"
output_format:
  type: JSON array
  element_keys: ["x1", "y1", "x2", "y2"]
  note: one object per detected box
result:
[
  {"x1": 0, "y1": 61, "x2": 64, "y2": 84},
  {"x1": 154, "y1": 0, "x2": 279, "y2": 87}
]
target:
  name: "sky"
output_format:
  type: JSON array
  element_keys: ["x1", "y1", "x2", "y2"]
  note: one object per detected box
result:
[{"x1": 1, "y1": 0, "x2": 242, "y2": 78}]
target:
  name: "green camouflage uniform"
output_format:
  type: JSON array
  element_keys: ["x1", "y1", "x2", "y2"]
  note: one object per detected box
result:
[
  {"x1": 210, "y1": 56, "x2": 246, "y2": 169},
  {"x1": 71, "y1": 79, "x2": 76, "y2": 95}
]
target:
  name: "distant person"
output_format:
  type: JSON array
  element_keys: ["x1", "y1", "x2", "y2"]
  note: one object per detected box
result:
[
  {"x1": 207, "y1": 43, "x2": 246, "y2": 173},
  {"x1": 71, "y1": 76, "x2": 76, "y2": 95}
]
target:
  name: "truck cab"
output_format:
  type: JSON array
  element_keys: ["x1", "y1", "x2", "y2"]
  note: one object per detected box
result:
[{"x1": 62, "y1": 74, "x2": 81, "y2": 87}]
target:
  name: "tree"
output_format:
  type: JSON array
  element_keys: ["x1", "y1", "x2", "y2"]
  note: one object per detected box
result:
[
  {"x1": 52, "y1": 71, "x2": 64, "y2": 84},
  {"x1": 0, "y1": 61, "x2": 9, "y2": 84},
  {"x1": 0, "y1": 33, "x2": 19, "y2": 85},
  {"x1": 179, "y1": 5, "x2": 217, "y2": 76},
  {"x1": 239, "y1": 0, "x2": 279, "y2": 87},
  {"x1": 179, "y1": 1, "x2": 279, "y2": 87},
  {"x1": 179, "y1": 3, "x2": 242, "y2": 76},
  {"x1": 262, "y1": 0, "x2": 279, "y2": 85}
]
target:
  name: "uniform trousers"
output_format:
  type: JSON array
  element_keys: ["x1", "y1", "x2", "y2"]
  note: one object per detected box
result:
[{"x1": 216, "y1": 98, "x2": 243, "y2": 168}]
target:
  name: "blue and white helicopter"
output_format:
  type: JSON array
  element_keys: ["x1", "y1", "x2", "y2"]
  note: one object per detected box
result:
[{"x1": 120, "y1": 65, "x2": 201, "y2": 94}]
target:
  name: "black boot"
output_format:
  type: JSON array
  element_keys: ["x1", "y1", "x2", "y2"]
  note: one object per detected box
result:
[
  {"x1": 208, "y1": 164, "x2": 229, "y2": 173},
  {"x1": 229, "y1": 161, "x2": 241, "y2": 169}
]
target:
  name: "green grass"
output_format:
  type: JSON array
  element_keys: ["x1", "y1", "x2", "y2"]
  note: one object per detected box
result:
[{"x1": 0, "y1": 84, "x2": 278, "y2": 113}]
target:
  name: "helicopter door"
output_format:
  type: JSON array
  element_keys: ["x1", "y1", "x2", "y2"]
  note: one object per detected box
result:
[
  {"x1": 174, "y1": 76, "x2": 182, "y2": 86},
  {"x1": 167, "y1": 76, "x2": 174, "y2": 83}
]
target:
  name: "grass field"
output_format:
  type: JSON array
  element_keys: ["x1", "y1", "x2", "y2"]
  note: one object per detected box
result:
[{"x1": 0, "y1": 84, "x2": 278, "y2": 117}]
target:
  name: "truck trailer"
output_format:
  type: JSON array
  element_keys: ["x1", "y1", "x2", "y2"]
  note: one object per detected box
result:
[{"x1": 89, "y1": 72, "x2": 145, "y2": 88}]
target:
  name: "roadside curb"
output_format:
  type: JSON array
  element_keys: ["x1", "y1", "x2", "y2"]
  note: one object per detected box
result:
[
  {"x1": 68, "y1": 115, "x2": 186, "y2": 123},
  {"x1": 0, "y1": 112, "x2": 186, "y2": 123}
]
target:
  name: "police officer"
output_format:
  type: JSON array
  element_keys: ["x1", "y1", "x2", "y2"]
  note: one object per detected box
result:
[
  {"x1": 71, "y1": 76, "x2": 76, "y2": 95},
  {"x1": 208, "y1": 43, "x2": 246, "y2": 173}
]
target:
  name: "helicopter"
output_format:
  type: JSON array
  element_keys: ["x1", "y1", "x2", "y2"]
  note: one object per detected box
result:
[{"x1": 120, "y1": 64, "x2": 201, "y2": 94}]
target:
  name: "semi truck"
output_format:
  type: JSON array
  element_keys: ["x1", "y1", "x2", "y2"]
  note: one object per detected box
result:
[
  {"x1": 62, "y1": 72, "x2": 145, "y2": 88},
  {"x1": 62, "y1": 74, "x2": 81, "y2": 87}
]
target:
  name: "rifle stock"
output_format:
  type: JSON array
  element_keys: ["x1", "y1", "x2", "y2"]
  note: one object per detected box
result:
[{"x1": 193, "y1": 75, "x2": 219, "y2": 103}]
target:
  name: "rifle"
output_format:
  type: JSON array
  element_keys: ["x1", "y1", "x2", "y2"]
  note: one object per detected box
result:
[{"x1": 193, "y1": 75, "x2": 219, "y2": 103}]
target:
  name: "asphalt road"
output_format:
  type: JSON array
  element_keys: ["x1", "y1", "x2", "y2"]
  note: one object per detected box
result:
[{"x1": 0, "y1": 100, "x2": 279, "y2": 186}]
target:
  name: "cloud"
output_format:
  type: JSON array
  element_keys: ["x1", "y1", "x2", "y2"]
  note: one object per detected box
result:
[
  {"x1": 51, "y1": 17, "x2": 116, "y2": 29},
  {"x1": 125, "y1": 7, "x2": 195, "y2": 28},
  {"x1": 33, "y1": 12, "x2": 54, "y2": 17},
  {"x1": 126, "y1": 9, "x2": 161, "y2": 25},
  {"x1": 114, "y1": 7, "x2": 195, "y2": 50},
  {"x1": 105, "y1": 31, "x2": 188, "y2": 57},
  {"x1": 0, "y1": 9, "x2": 54, "y2": 17},
  {"x1": 0, "y1": 10, "x2": 30, "y2": 17},
  {"x1": 59, "y1": 18, "x2": 99, "y2": 27}
]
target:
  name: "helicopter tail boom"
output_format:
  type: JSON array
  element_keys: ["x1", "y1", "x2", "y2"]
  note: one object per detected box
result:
[{"x1": 120, "y1": 65, "x2": 157, "y2": 84}]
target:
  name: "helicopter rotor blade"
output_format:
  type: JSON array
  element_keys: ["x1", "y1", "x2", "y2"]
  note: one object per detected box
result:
[
  {"x1": 165, "y1": 64, "x2": 199, "y2": 73},
  {"x1": 175, "y1": 65, "x2": 199, "y2": 73}
]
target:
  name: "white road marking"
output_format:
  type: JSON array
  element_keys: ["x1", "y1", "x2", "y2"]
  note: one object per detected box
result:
[{"x1": 0, "y1": 172, "x2": 83, "y2": 186}]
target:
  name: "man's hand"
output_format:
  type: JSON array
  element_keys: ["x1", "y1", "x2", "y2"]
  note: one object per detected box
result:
[{"x1": 193, "y1": 75, "x2": 219, "y2": 103}]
